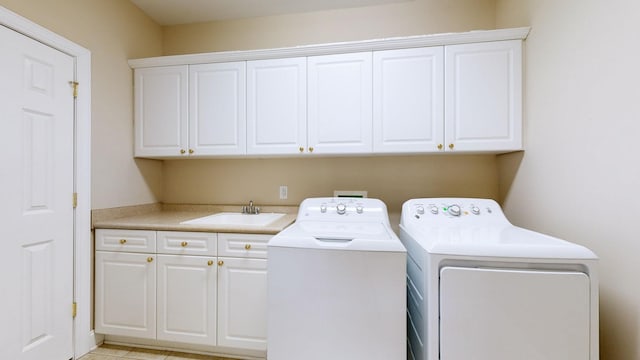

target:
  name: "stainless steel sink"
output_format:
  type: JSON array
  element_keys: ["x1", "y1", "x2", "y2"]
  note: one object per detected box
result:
[{"x1": 180, "y1": 212, "x2": 286, "y2": 226}]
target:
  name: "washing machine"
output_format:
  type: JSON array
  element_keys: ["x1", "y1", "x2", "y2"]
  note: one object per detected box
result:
[
  {"x1": 400, "y1": 198, "x2": 599, "y2": 360},
  {"x1": 267, "y1": 197, "x2": 406, "y2": 360}
]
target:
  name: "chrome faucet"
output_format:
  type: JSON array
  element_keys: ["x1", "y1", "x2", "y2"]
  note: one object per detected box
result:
[{"x1": 242, "y1": 200, "x2": 260, "y2": 215}]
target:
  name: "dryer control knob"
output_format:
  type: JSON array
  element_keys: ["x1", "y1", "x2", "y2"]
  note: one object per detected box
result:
[
  {"x1": 448, "y1": 205, "x2": 461, "y2": 217},
  {"x1": 320, "y1": 204, "x2": 327, "y2": 213},
  {"x1": 471, "y1": 206, "x2": 481, "y2": 215},
  {"x1": 336, "y1": 203, "x2": 347, "y2": 215},
  {"x1": 416, "y1": 206, "x2": 425, "y2": 215},
  {"x1": 356, "y1": 205, "x2": 364, "y2": 214},
  {"x1": 430, "y1": 206, "x2": 439, "y2": 215}
]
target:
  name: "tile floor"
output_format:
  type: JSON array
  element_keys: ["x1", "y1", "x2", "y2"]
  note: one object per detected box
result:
[{"x1": 79, "y1": 344, "x2": 238, "y2": 360}]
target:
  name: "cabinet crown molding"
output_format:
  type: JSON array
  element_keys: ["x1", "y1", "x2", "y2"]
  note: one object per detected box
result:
[{"x1": 129, "y1": 27, "x2": 530, "y2": 69}]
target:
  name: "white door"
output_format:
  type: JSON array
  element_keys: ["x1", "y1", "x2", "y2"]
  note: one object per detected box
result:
[
  {"x1": 246, "y1": 57, "x2": 307, "y2": 155},
  {"x1": 134, "y1": 65, "x2": 189, "y2": 157},
  {"x1": 373, "y1": 47, "x2": 444, "y2": 153},
  {"x1": 217, "y1": 257, "x2": 268, "y2": 351},
  {"x1": 444, "y1": 40, "x2": 522, "y2": 152},
  {"x1": 157, "y1": 255, "x2": 217, "y2": 345},
  {"x1": 190, "y1": 62, "x2": 246, "y2": 156},
  {"x1": 308, "y1": 52, "x2": 373, "y2": 154},
  {"x1": 0, "y1": 25, "x2": 74, "y2": 360}
]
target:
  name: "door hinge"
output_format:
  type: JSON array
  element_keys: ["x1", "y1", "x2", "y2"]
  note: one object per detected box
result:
[
  {"x1": 72, "y1": 193, "x2": 78, "y2": 208},
  {"x1": 69, "y1": 81, "x2": 79, "y2": 98},
  {"x1": 72, "y1": 302, "x2": 77, "y2": 318}
]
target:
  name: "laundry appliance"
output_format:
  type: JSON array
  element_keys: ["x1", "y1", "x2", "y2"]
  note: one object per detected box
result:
[
  {"x1": 400, "y1": 198, "x2": 598, "y2": 360},
  {"x1": 268, "y1": 197, "x2": 406, "y2": 360}
]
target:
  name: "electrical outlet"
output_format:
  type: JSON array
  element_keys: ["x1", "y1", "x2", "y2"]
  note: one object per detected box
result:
[{"x1": 279, "y1": 185, "x2": 288, "y2": 200}]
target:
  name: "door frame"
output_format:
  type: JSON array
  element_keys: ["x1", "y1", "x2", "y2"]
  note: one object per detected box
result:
[{"x1": 0, "y1": 6, "x2": 94, "y2": 358}]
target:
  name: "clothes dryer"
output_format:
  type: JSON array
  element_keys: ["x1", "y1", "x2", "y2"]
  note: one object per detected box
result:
[
  {"x1": 400, "y1": 198, "x2": 598, "y2": 360},
  {"x1": 268, "y1": 197, "x2": 406, "y2": 360}
]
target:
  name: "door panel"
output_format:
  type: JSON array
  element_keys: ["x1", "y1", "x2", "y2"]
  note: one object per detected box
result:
[{"x1": 0, "y1": 24, "x2": 74, "y2": 360}]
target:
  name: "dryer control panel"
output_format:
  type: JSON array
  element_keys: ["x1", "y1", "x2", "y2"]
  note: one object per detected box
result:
[{"x1": 402, "y1": 198, "x2": 509, "y2": 226}]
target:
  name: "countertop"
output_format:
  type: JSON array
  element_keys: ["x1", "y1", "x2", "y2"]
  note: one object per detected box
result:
[{"x1": 92, "y1": 203, "x2": 298, "y2": 235}]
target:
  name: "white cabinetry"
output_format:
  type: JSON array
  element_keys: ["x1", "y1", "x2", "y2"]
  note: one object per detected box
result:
[
  {"x1": 308, "y1": 52, "x2": 372, "y2": 154},
  {"x1": 134, "y1": 66, "x2": 188, "y2": 157},
  {"x1": 246, "y1": 57, "x2": 307, "y2": 155},
  {"x1": 217, "y1": 234, "x2": 270, "y2": 351},
  {"x1": 190, "y1": 62, "x2": 246, "y2": 156},
  {"x1": 445, "y1": 40, "x2": 522, "y2": 152},
  {"x1": 373, "y1": 47, "x2": 444, "y2": 153}
]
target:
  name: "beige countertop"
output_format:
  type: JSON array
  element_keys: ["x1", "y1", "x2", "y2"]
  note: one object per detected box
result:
[{"x1": 92, "y1": 203, "x2": 298, "y2": 235}]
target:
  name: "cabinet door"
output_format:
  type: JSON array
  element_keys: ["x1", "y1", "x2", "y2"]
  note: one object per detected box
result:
[
  {"x1": 217, "y1": 257, "x2": 268, "y2": 351},
  {"x1": 134, "y1": 66, "x2": 189, "y2": 157},
  {"x1": 190, "y1": 62, "x2": 246, "y2": 156},
  {"x1": 157, "y1": 255, "x2": 217, "y2": 345},
  {"x1": 308, "y1": 52, "x2": 373, "y2": 154},
  {"x1": 247, "y1": 58, "x2": 307, "y2": 155},
  {"x1": 445, "y1": 40, "x2": 522, "y2": 152},
  {"x1": 95, "y1": 251, "x2": 156, "y2": 339},
  {"x1": 373, "y1": 47, "x2": 444, "y2": 153}
]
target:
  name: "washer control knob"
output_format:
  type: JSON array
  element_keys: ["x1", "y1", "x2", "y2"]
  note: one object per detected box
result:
[
  {"x1": 430, "y1": 206, "x2": 439, "y2": 215},
  {"x1": 448, "y1": 205, "x2": 461, "y2": 217},
  {"x1": 471, "y1": 206, "x2": 481, "y2": 215},
  {"x1": 320, "y1": 204, "x2": 327, "y2": 213},
  {"x1": 336, "y1": 203, "x2": 347, "y2": 215},
  {"x1": 416, "y1": 206, "x2": 425, "y2": 215},
  {"x1": 356, "y1": 205, "x2": 364, "y2": 214}
]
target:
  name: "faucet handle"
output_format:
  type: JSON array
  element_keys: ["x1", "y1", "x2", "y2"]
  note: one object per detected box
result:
[{"x1": 255, "y1": 207, "x2": 260, "y2": 214}]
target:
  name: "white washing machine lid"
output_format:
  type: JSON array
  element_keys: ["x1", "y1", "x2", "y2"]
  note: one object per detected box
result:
[
  {"x1": 401, "y1": 223, "x2": 597, "y2": 259},
  {"x1": 269, "y1": 220, "x2": 406, "y2": 252}
]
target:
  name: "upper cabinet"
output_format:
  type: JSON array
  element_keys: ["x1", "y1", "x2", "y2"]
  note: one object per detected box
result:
[
  {"x1": 373, "y1": 47, "x2": 444, "y2": 153},
  {"x1": 444, "y1": 40, "x2": 522, "y2": 152},
  {"x1": 134, "y1": 66, "x2": 188, "y2": 157},
  {"x1": 246, "y1": 57, "x2": 307, "y2": 155},
  {"x1": 130, "y1": 28, "x2": 529, "y2": 158}
]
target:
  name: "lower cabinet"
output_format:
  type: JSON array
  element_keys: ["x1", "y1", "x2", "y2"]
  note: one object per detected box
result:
[{"x1": 95, "y1": 229, "x2": 271, "y2": 353}]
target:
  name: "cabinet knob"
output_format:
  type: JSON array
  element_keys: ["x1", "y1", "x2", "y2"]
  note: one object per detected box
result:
[
  {"x1": 180, "y1": 149, "x2": 186, "y2": 154},
  {"x1": 188, "y1": 149, "x2": 194, "y2": 154},
  {"x1": 147, "y1": 257, "x2": 154, "y2": 263},
  {"x1": 245, "y1": 244, "x2": 251, "y2": 250},
  {"x1": 437, "y1": 144, "x2": 443, "y2": 150},
  {"x1": 119, "y1": 239, "x2": 127, "y2": 245},
  {"x1": 308, "y1": 147, "x2": 314, "y2": 153},
  {"x1": 299, "y1": 146, "x2": 304, "y2": 153},
  {"x1": 218, "y1": 260, "x2": 224, "y2": 266},
  {"x1": 207, "y1": 260, "x2": 214, "y2": 266},
  {"x1": 448, "y1": 143, "x2": 455, "y2": 150},
  {"x1": 181, "y1": 241, "x2": 188, "y2": 247}
]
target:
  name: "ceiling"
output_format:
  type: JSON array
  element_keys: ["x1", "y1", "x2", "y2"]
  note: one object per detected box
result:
[{"x1": 129, "y1": 0, "x2": 412, "y2": 26}]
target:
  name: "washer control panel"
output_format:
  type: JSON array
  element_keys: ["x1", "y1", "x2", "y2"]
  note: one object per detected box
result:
[
  {"x1": 402, "y1": 198, "x2": 509, "y2": 226},
  {"x1": 298, "y1": 197, "x2": 390, "y2": 223}
]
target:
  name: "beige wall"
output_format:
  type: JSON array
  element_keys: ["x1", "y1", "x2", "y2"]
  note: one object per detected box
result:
[
  {"x1": 160, "y1": 0, "x2": 500, "y2": 215},
  {"x1": 496, "y1": 1, "x2": 640, "y2": 358},
  {"x1": 162, "y1": 0, "x2": 497, "y2": 54},
  {"x1": 0, "y1": 0, "x2": 164, "y2": 209}
]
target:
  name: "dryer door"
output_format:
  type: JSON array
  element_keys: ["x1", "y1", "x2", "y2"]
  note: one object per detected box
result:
[{"x1": 439, "y1": 267, "x2": 590, "y2": 360}]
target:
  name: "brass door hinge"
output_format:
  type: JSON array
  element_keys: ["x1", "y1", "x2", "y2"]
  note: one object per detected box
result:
[
  {"x1": 73, "y1": 193, "x2": 78, "y2": 208},
  {"x1": 72, "y1": 302, "x2": 77, "y2": 318},
  {"x1": 69, "y1": 81, "x2": 79, "y2": 98}
]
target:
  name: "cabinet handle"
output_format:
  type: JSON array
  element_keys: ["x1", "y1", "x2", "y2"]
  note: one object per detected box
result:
[
  {"x1": 448, "y1": 143, "x2": 455, "y2": 150},
  {"x1": 308, "y1": 147, "x2": 314, "y2": 153},
  {"x1": 180, "y1": 149, "x2": 186, "y2": 154},
  {"x1": 218, "y1": 260, "x2": 224, "y2": 266},
  {"x1": 147, "y1": 257, "x2": 154, "y2": 263},
  {"x1": 245, "y1": 244, "x2": 251, "y2": 250},
  {"x1": 119, "y1": 239, "x2": 127, "y2": 244},
  {"x1": 188, "y1": 149, "x2": 194, "y2": 154},
  {"x1": 299, "y1": 146, "x2": 304, "y2": 153},
  {"x1": 437, "y1": 144, "x2": 443, "y2": 150},
  {"x1": 181, "y1": 241, "x2": 188, "y2": 247},
  {"x1": 207, "y1": 260, "x2": 214, "y2": 266}
]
